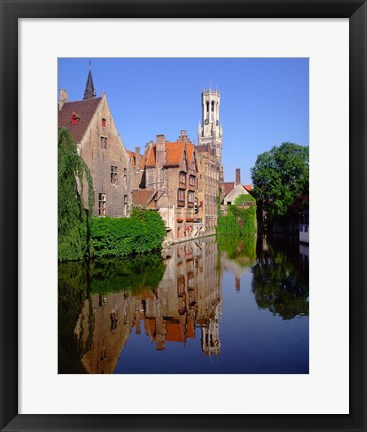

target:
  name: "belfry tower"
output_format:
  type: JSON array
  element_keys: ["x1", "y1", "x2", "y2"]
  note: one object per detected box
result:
[
  {"x1": 83, "y1": 61, "x2": 97, "y2": 100},
  {"x1": 198, "y1": 89, "x2": 224, "y2": 181}
]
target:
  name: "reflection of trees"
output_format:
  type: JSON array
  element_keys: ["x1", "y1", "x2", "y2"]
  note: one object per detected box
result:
[
  {"x1": 89, "y1": 254, "x2": 166, "y2": 294},
  {"x1": 217, "y1": 234, "x2": 256, "y2": 261},
  {"x1": 58, "y1": 261, "x2": 89, "y2": 373},
  {"x1": 58, "y1": 253, "x2": 165, "y2": 373},
  {"x1": 252, "y1": 237, "x2": 309, "y2": 320}
]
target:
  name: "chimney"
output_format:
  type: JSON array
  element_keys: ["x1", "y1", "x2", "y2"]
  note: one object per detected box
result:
[
  {"x1": 156, "y1": 134, "x2": 166, "y2": 166},
  {"x1": 134, "y1": 147, "x2": 141, "y2": 167},
  {"x1": 179, "y1": 129, "x2": 191, "y2": 144},
  {"x1": 235, "y1": 168, "x2": 241, "y2": 185},
  {"x1": 58, "y1": 89, "x2": 68, "y2": 110}
]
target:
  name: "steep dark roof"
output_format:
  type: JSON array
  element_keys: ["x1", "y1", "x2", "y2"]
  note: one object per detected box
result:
[
  {"x1": 221, "y1": 182, "x2": 234, "y2": 197},
  {"x1": 58, "y1": 98, "x2": 101, "y2": 143},
  {"x1": 83, "y1": 68, "x2": 96, "y2": 100}
]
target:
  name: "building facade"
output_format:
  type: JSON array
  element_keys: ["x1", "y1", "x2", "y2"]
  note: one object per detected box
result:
[
  {"x1": 58, "y1": 66, "x2": 132, "y2": 217},
  {"x1": 128, "y1": 89, "x2": 226, "y2": 238},
  {"x1": 135, "y1": 130, "x2": 201, "y2": 241}
]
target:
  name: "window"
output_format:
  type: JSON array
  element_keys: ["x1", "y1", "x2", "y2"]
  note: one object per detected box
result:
[
  {"x1": 189, "y1": 175, "x2": 195, "y2": 189},
  {"x1": 124, "y1": 195, "x2": 128, "y2": 214},
  {"x1": 123, "y1": 168, "x2": 127, "y2": 187},
  {"x1": 179, "y1": 172, "x2": 186, "y2": 188},
  {"x1": 111, "y1": 166, "x2": 118, "y2": 185},
  {"x1": 206, "y1": 101, "x2": 209, "y2": 112},
  {"x1": 177, "y1": 189, "x2": 185, "y2": 207},
  {"x1": 71, "y1": 113, "x2": 80, "y2": 125},
  {"x1": 98, "y1": 193, "x2": 106, "y2": 216},
  {"x1": 188, "y1": 191, "x2": 194, "y2": 207},
  {"x1": 100, "y1": 136, "x2": 107, "y2": 149},
  {"x1": 194, "y1": 198, "x2": 199, "y2": 214},
  {"x1": 102, "y1": 118, "x2": 106, "y2": 127}
]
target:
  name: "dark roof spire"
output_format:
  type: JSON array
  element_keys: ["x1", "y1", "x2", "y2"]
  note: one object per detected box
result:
[{"x1": 83, "y1": 60, "x2": 96, "y2": 100}]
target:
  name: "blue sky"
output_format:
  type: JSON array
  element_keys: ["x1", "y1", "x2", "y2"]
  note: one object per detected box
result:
[{"x1": 58, "y1": 58, "x2": 309, "y2": 184}]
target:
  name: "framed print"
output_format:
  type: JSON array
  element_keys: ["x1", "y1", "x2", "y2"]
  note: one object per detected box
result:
[{"x1": 1, "y1": 0, "x2": 366, "y2": 431}]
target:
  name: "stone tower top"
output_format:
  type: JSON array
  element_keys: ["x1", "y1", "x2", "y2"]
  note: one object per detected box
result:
[
  {"x1": 198, "y1": 88, "x2": 223, "y2": 180},
  {"x1": 200, "y1": 89, "x2": 221, "y2": 137}
]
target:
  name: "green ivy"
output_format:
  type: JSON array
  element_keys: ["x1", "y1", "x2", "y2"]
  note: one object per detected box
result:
[
  {"x1": 234, "y1": 193, "x2": 256, "y2": 205},
  {"x1": 217, "y1": 205, "x2": 256, "y2": 237}
]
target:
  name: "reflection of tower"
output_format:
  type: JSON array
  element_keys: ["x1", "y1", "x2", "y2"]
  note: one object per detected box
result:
[
  {"x1": 201, "y1": 304, "x2": 221, "y2": 355},
  {"x1": 198, "y1": 89, "x2": 224, "y2": 181},
  {"x1": 235, "y1": 277, "x2": 241, "y2": 292}
]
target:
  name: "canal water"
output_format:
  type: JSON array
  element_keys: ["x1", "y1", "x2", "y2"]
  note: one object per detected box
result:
[{"x1": 58, "y1": 235, "x2": 309, "y2": 374}]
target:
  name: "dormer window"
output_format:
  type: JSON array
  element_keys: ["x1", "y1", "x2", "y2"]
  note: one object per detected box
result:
[
  {"x1": 102, "y1": 118, "x2": 106, "y2": 127},
  {"x1": 71, "y1": 113, "x2": 80, "y2": 125}
]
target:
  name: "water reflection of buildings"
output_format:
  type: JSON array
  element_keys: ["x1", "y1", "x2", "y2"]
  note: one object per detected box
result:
[
  {"x1": 74, "y1": 238, "x2": 222, "y2": 373},
  {"x1": 220, "y1": 251, "x2": 255, "y2": 293}
]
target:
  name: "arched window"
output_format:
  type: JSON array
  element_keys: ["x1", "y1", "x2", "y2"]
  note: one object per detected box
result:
[
  {"x1": 206, "y1": 101, "x2": 209, "y2": 112},
  {"x1": 211, "y1": 101, "x2": 214, "y2": 112}
]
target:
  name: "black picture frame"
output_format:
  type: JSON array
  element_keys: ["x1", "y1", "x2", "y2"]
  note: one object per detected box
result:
[{"x1": 1, "y1": 0, "x2": 366, "y2": 431}]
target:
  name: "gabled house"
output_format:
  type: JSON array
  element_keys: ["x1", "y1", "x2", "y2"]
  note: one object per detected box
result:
[
  {"x1": 58, "y1": 66, "x2": 132, "y2": 217},
  {"x1": 136, "y1": 130, "x2": 200, "y2": 241},
  {"x1": 221, "y1": 168, "x2": 254, "y2": 207},
  {"x1": 220, "y1": 168, "x2": 255, "y2": 214}
]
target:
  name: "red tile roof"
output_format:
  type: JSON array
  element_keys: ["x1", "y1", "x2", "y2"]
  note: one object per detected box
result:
[
  {"x1": 128, "y1": 150, "x2": 143, "y2": 169},
  {"x1": 58, "y1": 98, "x2": 101, "y2": 143},
  {"x1": 165, "y1": 141, "x2": 184, "y2": 166},
  {"x1": 142, "y1": 140, "x2": 196, "y2": 168},
  {"x1": 186, "y1": 143, "x2": 195, "y2": 164},
  {"x1": 143, "y1": 144, "x2": 156, "y2": 168}
]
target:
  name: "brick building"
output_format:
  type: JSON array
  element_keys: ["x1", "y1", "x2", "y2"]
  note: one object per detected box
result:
[
  {"x1": 133, "y1": 130, "x2": 201, "y2": 241},
  {"x1": 58, "y1": 65, "x2": 132, "y2": 217},
  {"x1": 196, "y1": 145, "x2": 220, "y2": 230},
  {"x1": 129, "y1": 89, "x2": 225, "y2": 239}
]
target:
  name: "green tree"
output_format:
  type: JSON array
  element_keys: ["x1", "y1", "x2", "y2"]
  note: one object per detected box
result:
[
  {"x1": 58, "y1": 128, "x2": 94, "y2": 261},
  {"x1": 251, "y1": 142, "x2": 308, "y2": 230}
]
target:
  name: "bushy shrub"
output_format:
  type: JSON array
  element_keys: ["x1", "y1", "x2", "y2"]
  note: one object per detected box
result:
[{"x1": 91, "y1": 209, "x2": 166, "y2": 258}]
